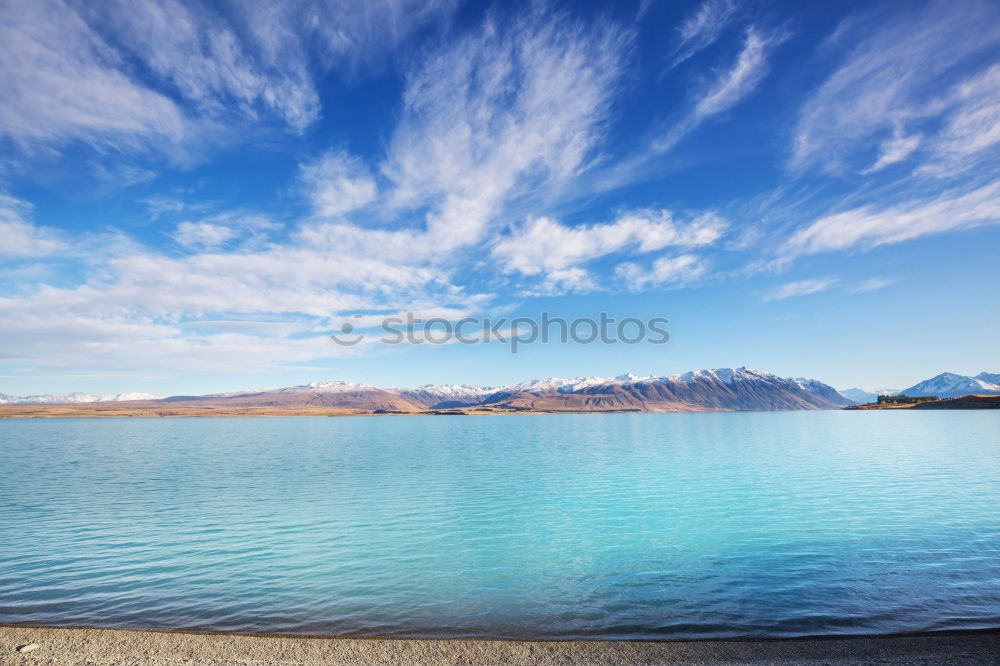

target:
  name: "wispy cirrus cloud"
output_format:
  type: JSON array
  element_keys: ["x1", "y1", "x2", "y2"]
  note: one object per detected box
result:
[
  {"x1": 654, "y1": 26, "x2": 789, "y2": 153},
  {"x1": 861, "y1": 130, "x2": 923, "y2": 175},
  {"x1": 763, "y1": 277, "x2": 837, "y2": 301},
  {"x1": 782, "y1": 180, "x2": 1000, "y2": 257},
  {"x1": 296, "y1": 6, "x2": 634, "y2": 266},
  {"x1": 791, "y1": 0, "x2": 1000, "y2": 175},
  {"x1": 380, "y1": 7, "x2": 632, "y2": 251},
  {"x1": 0, "y1": 0, "x2": 457, "y2": 161},
  {"x1": 669, "y1": 0, "x2": 738, "y2": 68},
  {"x1": 694, "y1": 26, "x2": 787, "y2": 117},
  {"x1": 0, "y1": 0, "x2": 185, "y2": 153},
  {"x1": 853, "y1": 277, "x2": 899, "y2": 293},
  {"x1": 923, "y1": 63, "x2": 1000, "y2": 176}
]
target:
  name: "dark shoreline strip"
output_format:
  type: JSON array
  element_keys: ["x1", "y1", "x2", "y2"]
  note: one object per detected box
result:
[{"x1": 2, "y1": 624, "x2": 999, "y2": 665}]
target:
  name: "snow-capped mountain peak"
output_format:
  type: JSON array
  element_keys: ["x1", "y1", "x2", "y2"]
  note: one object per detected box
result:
[
  {"x1": 673, "y1": 367, "x2": 775, "y2": 385},
  {"x1": 897, "y1": 372, "x2": 1000, "y2": 398},
  {"x1": 509, "y1": 376, "x2": 613, "y2": 393},
  {"x1": 398, "y1": 384, "x2": 499, "y2": 400},
  {"x1": 613, "y1": 372, "x2": 653, "y2": 383},
  {"x1": 298, "y1": 380, "x2": 377, "y2": 393}
]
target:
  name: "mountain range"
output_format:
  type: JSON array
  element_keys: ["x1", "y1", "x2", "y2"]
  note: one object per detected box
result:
[
  {"x1": 842, "y1": 372, "x2": 1000, "y2": 402},
  {"x1": 3, "y1": 368, "x2": 997, "y2": 415},
  {"x1": 895, "y1": 372, "x2": 1000, "y2": 399},
  {"x1": 0, "y1": 391, "x2": 160, "y2": 405},
  {"x1": 0, "y1": 368, "x2": 850, "y2": 414}
]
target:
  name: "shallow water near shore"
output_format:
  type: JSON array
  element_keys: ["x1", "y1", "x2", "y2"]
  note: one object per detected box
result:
[{"x1": 1, "y1": 412, "x2": 999, "y2": 639}]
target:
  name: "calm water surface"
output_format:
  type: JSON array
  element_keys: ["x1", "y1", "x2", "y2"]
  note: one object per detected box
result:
[{"x1": 1, "y1": 412, "x2": 999, "y2": 639}]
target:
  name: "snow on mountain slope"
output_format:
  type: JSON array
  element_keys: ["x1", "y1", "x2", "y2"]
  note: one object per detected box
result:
[
  {"x1": 898, "y1": 372, "x2": 1000, "y2": 398},
  {"x1": 113, "y1": 393, "x2": 162, "y2": 401},
  {"x1": 508, "y1": 374, "x2": 655, "y2": 394},
  {"x1": 396, "y1": 384, "x2": 500, "y2": 408},
  {"x1": 673, "y1": 367, "x2": 773, "y2": 385},
  {"x1": 275, "y1": 380, "x2": 378, "y2": 394},
  {"x1": 482, "y1": 368, "x2": 850, "y2": 411},
  {"x1": 0, "y1": 392, "x2": 161, "y2": 405},
  {"x1": 787, "y1": 377, "x2": 855, "y2": 406},
  {"x1": 199, "y1": 380, "x2": 379, "y2": 398},
  {"x1": 508, "y1": 376, "x2": 611, "y2": 393},
  {"x1": 495, "y1": 367, "x2": 851, "y2": 411},
  {"x1": 404, "y1": 384, "x2": 499, "y2": 399},
  {"x1": 975, "y1": 372, "x2": 1000, "y2": 385}
]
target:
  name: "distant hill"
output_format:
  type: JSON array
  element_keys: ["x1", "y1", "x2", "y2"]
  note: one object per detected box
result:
[
  {"x1": 840, "y1": 371, "x2": 1000, "y2": 404},
  {"x1": 839, "y1": 388, "x2": 877, "y2": 404},
  {"x1": 911, "y1": 395, "x2": 1000, "y2": 409},
  {"x1": 0, "y1": 391, "x2": 161, "y2": 405}
]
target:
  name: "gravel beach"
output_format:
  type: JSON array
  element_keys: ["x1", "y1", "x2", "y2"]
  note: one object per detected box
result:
[{"x1": 2, "y1": 626, "x2": 999, "y2": 665}]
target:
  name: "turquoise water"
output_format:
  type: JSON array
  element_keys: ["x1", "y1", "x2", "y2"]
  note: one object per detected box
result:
[{"x1": 1, "y1": 412, "x2": 999, "y2": 639}]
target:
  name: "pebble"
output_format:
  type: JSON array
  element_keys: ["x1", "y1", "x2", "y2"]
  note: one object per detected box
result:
[{"x1": 16, "y1": 643, "x2": 39, "y2": 653}]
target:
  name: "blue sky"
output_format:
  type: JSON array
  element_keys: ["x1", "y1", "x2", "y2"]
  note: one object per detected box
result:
[{"x1": 1, "y1": 0, "x2": 998, "y2": 396}]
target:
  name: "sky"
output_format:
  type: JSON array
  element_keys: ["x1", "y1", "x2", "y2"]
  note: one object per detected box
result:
[{"x1": 1, "y1": 0, "x2": 998, "y2": 397}]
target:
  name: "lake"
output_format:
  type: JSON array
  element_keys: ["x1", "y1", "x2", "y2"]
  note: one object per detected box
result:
[{"x1": 1, "y1": 412, "x2": 998, "y2": 639}]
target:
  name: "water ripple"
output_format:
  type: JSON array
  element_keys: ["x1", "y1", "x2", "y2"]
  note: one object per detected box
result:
[{"x1": 1, "y1": 412, "x2": 999, "y2": 639}]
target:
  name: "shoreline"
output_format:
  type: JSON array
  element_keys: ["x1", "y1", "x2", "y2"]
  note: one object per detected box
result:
[{"x1": 3, "y1": 625, "x2": 999, "y2": 665}]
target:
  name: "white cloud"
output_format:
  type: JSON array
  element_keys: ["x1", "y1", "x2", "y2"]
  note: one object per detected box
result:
[
  {"x1": 169, "y1": 213, "x2": 279, "y2": 250},
  {"x1": 493, "y1": 210, "x2": 726, "y2": 276},
  {"x1": 170, "y1": 221, "x2": 239, "y2": 249},
  {"x1": 0, "y1": 196, "x2": 66, "y2": 258},
  {"x1": 783, "y1": 180, "x2": 1000, "y2": 256},
  {"x1": 763, "y1": 277, "x2": 837, "y2": 301},
  {"x1": 791, "y1": 0, "x2": 1000, "y2": 174},
  {"x1": 300, "y1": 151, "x2": 377, "y2": 217},
  {"x1": 616, "y1": 254, "x2": 707, "y2": 290},
  {"x1": 524, "y1": 267, "x2": 598, "y2": 297},
  {"x1": 0, "y1": 311, "x2": 368, "y2": 375},
  {"x1": 0, "y1": 236, "x2": 476, "y2": 375},
  {"x1": 669, "y1": 0, "x2": 738, "y2": 68}
]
